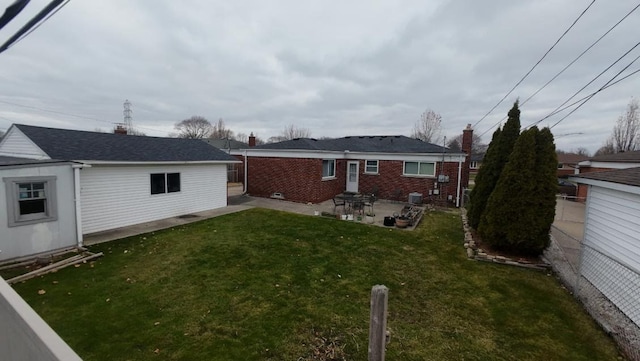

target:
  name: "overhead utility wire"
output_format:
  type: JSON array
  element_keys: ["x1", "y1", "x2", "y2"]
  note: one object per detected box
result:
[
  {"x1": 479, "y1": 2, "x2": 640, "y2": 136},
  {"x1": 471, "y1": 0, "x2": 596, "y2": 129},
  {"x1": 8, "y1": 0, "x2": 69, "y2": 51},
  {"x1": 0, "y1": 98, "x2": 164, "y2": 135},
  {"x1": 0, "y1": 0, "x2": 67, "y2": 54},
  {"x1": 0, "y1": 0, "x2": 30, "y2": 31},
  {"x1": 523, "y1": 39, "x2": 640, "y2": 129},
  {"x1": 548, "y1": 55, "x2": 640, "y2": 129}
]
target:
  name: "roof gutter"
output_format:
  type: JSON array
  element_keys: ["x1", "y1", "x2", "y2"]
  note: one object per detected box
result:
[{"x1": 77, "y1": 160, "x2": 241, "y2": 165}]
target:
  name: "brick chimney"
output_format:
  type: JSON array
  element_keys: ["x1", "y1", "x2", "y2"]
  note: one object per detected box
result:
[
  {"x1": 461, "y1": 124, "x2": 473, "y2": 188},
  {"x1": 248, "y1": 132, "x2": 256, "y2": 147},
  {"x1": 114, "y1": 124, "x2": 127, "y2": 135}
]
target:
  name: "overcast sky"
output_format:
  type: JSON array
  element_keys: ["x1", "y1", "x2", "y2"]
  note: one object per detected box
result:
[{"x1": 1, "y1": 0, "x2": 639, "y2": 153}]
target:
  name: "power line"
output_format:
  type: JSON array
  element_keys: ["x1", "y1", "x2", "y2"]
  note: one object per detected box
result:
[
  {"x1": 479, "y1": 2, "x2": 640, "y2": 137},
  {"x1": 524, "y1": 39, "x2": 640, "y2": 129},
  {"x1": 549, "y1": 56, "x2": 640, "y2": 129},
  {"x1": 471, "y1": 0, "x2": 596, "y2": 129},
  {"x1": 478, "y1": 67, "x2": 640, "y2": 137},
  {"x1": 0, "y1": 0, "x2": 70, "y2": 54},
  {"x1": 0, "y1": 98, "x2": 165, "y2": 134}
]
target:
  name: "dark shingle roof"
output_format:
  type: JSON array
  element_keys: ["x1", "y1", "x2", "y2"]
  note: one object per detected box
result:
[
  {"x1": 0, "y1": 156, "x2": 70, "y2": 167},
  {"x1": 202, "y1": 138, "x2": 249, "y2": 150},
  {"x1": 15, "y1": 124, "x2": 237, "y2": 162},
  {"x1": 588, "y1": 150, "x2": 640, "y2": 162},
  {"x1": 574, "y1": 167, "x2": 640, "y2": 187},
  {"x1": 254, "y1": 136, "x2": 452, "y2": 153}
]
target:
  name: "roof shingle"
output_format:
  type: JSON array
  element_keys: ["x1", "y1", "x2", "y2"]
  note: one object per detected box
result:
[
  {"x1": 15, "y1": 124, "x2": 236, "y2": 162},
  {"x1": 574, "y1": 167, "x2": 640, "y2": 187},
  {"x1": 254, "y1": 135, "x2": 452, "y2": 153}
]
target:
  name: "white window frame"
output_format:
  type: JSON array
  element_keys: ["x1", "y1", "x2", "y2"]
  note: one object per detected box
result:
[
  {"x1": 322, "y1": 159, "x2": 336, "y2": 179},
  {"x1": 150, "y1": 173, "x2": 181, "y2": 195},
  {"x1": 470, "y1": 161, "x2": 478, "y2": 169},
  {"x1": 364, "y1": 160, "x2": 379, "y2": 174},
  {"x1": 403, "y1": 161, "x2": 436, "y2": 177},
  {"x1": 3, "y1": 176, "x2": 58, "y2": 227}
]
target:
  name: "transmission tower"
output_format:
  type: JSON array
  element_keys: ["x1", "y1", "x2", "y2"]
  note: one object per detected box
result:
[{"x1": 123, "y1": 99, "x2": 133, "y2": 132}]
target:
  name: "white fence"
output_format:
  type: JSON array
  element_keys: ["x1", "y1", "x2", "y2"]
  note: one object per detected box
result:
[{"x1": 0, "y1": 277, "x2": 82, "y2": 361}]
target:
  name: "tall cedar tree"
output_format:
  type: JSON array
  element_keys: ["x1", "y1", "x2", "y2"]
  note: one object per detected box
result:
[
  {"x1": 479, "y1": 127, "x2": 538, "y2": 253},
  {"x1": 479, "y1": 126, "x2": 557, "y2": 255},
  {"x1": 531, "y1": 127, "x2": 558, "y2": 250},
  {"x1": 467, "y1": 101, "x2": 521, "y2": 229}
]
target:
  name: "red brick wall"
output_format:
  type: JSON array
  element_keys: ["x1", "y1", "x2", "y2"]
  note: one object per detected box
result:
[
  {"x1": 246, "y1": 157, "x2": 346, "y2": 203},
  {"x1": 574, "y1": 166, "x2": 612, "y2": 202},
  {"x1": 358, "y1": 160, "x2": 461, "y2": 205},
  {"x1": 242, "y1": 156, "x2": 463, "y2": 204}
]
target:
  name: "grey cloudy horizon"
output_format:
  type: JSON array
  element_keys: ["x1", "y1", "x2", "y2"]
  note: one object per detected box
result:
[{"x1": 1, "y1": 0, "x2": 639, "y2": 154}]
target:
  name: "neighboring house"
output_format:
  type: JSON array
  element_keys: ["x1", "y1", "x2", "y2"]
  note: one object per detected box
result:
[
  {"x1": 0, "y1": 124, "x2": 238, "y2": 262},
  {"x1": 556, "y1": 152, "x2": 588, "y2": 178},
  {"x1": 469, "y1": 152, "x2": 484, "y2": 174},
  {"x1": 570, "y1": 167, "x2": 640, "y2": 327},
  {"x1": 576, "y1": 150, "x2": 640, "y2": 200},
  {"x1": 202, "y1": 138, "x2": 250, "y2": 183},
  {"x1": 232, "y1": 126, "x2": 473, "y2": 206}
]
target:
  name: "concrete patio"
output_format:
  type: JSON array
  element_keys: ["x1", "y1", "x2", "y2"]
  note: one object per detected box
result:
[{"x1": 84, "y1": 184, "x2": 428, "y2": 245}]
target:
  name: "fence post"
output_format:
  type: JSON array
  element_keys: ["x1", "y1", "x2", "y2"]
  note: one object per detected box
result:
[{"x1": 368, "y1": 285, "x2": 388, "y2": 361}]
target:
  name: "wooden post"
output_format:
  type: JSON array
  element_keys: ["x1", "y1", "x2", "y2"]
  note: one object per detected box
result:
[{"x1": 368, "y1": 284, "x2": 388, "y2": 361}]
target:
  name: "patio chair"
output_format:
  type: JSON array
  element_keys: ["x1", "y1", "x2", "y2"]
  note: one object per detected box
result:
[
  {"x1": 364, "y1": 194, "x2": 376, "y2": 215},
  {"x1": 332, "y1": 196, "x2": 346, "y2": 214}
]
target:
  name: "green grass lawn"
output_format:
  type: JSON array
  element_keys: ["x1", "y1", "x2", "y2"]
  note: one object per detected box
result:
[{"x1": 10, "y1": 208, "x2": 621, "y2": 360}]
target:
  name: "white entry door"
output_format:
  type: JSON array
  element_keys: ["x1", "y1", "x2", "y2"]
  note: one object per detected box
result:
[{"x1": 346, "y1": 161, "x2": 359, "y2": 193}]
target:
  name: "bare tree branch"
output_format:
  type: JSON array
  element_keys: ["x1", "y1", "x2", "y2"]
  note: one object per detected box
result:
[
  {"x1": 411, "y1": 109, "x2": 442, "y2": 144},
  {"x1": 210, "y1": 118, "x2": 234, "y2": 139},
  {"x1": 610, "y1": 98, "x2": 640, "y2": 153},
  {"x1": 267, "y1": 124, "x2": 311, "y2": 142},
  {"x1": 174, "y1": 116, "x2": 213, "y2": 139}
]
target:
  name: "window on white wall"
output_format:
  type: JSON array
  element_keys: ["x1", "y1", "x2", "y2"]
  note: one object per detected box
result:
[
  {"x1": 150, "y1": 173, "x2": 181, "y2": 194},
  {"x1": 403, "y1": 161, "x2": 435, "y2": 176},
  {"x1": 4, "y1": 176, "x2": 58, "y2": 227},
  {"x1": 365, "y1": 160, "x2": 379, "y2": 174},
  {"x1": 322, "y1": 159, "x2": 336, "y2": 178}
]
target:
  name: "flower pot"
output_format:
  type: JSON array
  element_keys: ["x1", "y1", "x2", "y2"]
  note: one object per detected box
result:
[
  {"x1": 395, "y1": 217, "x2": 410, "y2": 228},
  {"x1": 365, "y1": 215, "x2": 375, "y2": 224}
]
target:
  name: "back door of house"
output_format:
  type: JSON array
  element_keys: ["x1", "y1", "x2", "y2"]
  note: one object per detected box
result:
[{"x1": 346, "y1": 161, "x2": 359, "y2": 193}]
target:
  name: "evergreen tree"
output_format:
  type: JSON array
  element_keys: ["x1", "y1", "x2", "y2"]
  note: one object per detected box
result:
[
  {"x1": 479, "y1": 126, "x2": 558, "y2": 255},
  {"x1": 467, "y1": 101, "x2": 521, "y2": 229},
  {"x1": 479, "y1": 127, "x2": 538, "y2": 253},
  {"x1": 530, "y1": 127, "x2": 557, "y2": 251}
]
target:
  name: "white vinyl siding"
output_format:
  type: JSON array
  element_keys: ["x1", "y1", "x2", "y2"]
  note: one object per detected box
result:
[
  {"x1": 581, "y1": 186, "x2": 640, "y2": 325},
  {"x1": 80, "y1": 164, "x2": 227, "y2": 234},
  {"x1": 0, "y1": 128, "x2": 49, "y2": 159},
  {"x1": 0, "y1": 164, "x2": 76, "y2": 261}
]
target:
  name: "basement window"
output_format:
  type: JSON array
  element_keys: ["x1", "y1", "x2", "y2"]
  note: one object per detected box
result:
[
  {"x1": 151, "y1": 173, "x2": 181, "y2": 194},
  {"x1": 4, "y1": 176, "x2": 58, "y2": 227}
]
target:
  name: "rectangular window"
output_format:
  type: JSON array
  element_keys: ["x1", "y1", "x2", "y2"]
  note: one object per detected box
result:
[
  {"x1": 470, "y1": 161, "x2": 478, "y2": 169},
  {"x1": 557, "y1": 163, "x2": 563, "y2": 169},
  {"x1": 403, "y1": 161, "x2": 435, "y2": 177},
  {"x1": 4, "y1": 176, "x2": 57, "y2": 227},
  {"x1": 150, "y1": 173, "x2": 181, "y2": 195},
  {"x1": 322, "y1": 159, "x2": 336, "y2": 178},
  {"x1": 365, "y1": 160, "x2": 379, "y2": 174}
]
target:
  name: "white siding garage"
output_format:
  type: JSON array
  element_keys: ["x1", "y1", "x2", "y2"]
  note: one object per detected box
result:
[
  {"x1": 0, "y1": 162, "x2": 77, "y2": 261},
  {"x1": 574, "y1": 170, "x2": 640, "y2": 327},
  {"x1": 80, "y1": 164, "x2": 227, "y2": 234}
]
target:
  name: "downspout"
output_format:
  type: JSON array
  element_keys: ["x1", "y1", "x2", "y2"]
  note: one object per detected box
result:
[
  {"x1": 456, "y1": 158, "x2": 462, "y2": 208},
  {"x1": 243, "y1": 150, "x2": 248, "y2": 194},
  {"x1": 72, "y1": 164, "x2": 84, "y2": 248}
]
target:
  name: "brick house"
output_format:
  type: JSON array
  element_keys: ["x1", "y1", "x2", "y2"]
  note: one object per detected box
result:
[
  {"x1": 556, "y1": 152, "x2": 588, "y2": 178},
  {"x1": 575, "y1": 150, "x2": 640, "y2": 201},
  {"x1": 232, "y1": 126, "x2": 473, "y2": 206}
]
